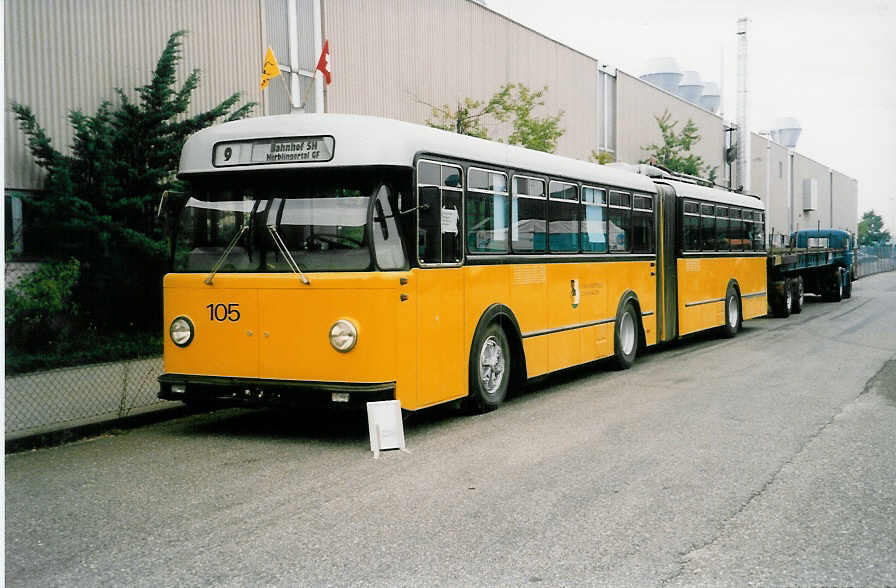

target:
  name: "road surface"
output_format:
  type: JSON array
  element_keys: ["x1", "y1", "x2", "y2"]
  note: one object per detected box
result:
[{"x1": 6, "y1": 272, "x2": 896, "y2": 587}]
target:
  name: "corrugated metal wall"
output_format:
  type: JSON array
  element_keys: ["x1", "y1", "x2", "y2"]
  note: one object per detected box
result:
[
  {"x1": 832, "y1": 171, "x2": 858, "y2": 236},
  {"x1": 322, "y1": 0, "x2": 600, "y2": 161},
  {"x1": 792, "y1": 152, "x2": 833, "y2": 232},
  {"x1": 5, "y1": 0, "x2": 265, "y2": 190},
  {"x1": 616, "y1": 71, "x2": 725, "y2": 178}
]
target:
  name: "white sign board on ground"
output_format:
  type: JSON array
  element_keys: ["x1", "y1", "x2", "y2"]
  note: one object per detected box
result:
[{"x1": 366, "y1": 400, "x2": 406, "y2": 458}]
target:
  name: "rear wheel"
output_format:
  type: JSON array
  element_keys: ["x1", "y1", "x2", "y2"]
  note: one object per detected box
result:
[
  {"x1": 613, "y1": 302, "x2": 639, "y2": 370},
  {"x1": 843, "y1": 271, "x2": 852, "y2": 299},
  {"x1": 467, "y1": 323, "x2": 510, "y2": 413},
  {"x1": 721, "y1": 285, "x2": 741, "y2": 338},
  {"x1": 827, "y1": 268, "x2": 844, "y2": 302},
  {"x1": 791, "y1": 276, "x2": 804, "y2": 314}
]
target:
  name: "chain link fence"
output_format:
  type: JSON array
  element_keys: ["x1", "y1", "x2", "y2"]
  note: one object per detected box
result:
[
  {"x1": 5, "y1": 261, "x2": 169, "y2": 438},
  {"x1": 856, "y1": 244, "x2": 896, "y2": 278}
]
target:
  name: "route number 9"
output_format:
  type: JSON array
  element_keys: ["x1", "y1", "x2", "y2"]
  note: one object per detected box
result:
[{"x1": 206, "y1": 303, "x2": 240, "y2": 322}]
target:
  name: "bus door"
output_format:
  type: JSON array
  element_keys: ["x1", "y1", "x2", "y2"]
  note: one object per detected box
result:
[
  {"x1": 415, "y1": 160, "x2": 466, "y2": 407},
  {"x1": 656, "y1": 184, "x2": 678, "y2": 342}
]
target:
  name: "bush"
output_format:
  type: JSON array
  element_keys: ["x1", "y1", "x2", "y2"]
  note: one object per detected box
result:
[{"x1": 6, "y1": 259, "x2": 81, "y2": 352}]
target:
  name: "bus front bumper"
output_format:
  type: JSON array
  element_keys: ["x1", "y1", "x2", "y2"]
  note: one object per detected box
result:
[{"x1": 158, "y1": 374, "x2": 395, "y2": 408}]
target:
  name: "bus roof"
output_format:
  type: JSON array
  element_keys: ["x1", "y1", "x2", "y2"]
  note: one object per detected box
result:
[
  {"x1": 659, "y1": 179, "x2": 765, "y2": 210},
  {"x1": 178, "y1": 113, "x2": 657, "y2": 194}
]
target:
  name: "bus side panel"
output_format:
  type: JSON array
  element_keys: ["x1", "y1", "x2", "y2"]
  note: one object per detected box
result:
[
  {"x1": 463, "y1": 264, "x2": 513, "y2": 369},
  {"x1": 394, "y1": 272, "x2": 418, "y2": 410},
  {"x1": 602, "y1": 260, "x2": 658, "y2": 347},
  {"x1": 511, "y1": 264, "x2": 549, "y2": 377},
  {"x1": 414, "y1": 267, "x2": 467, "y2": 408},
  {"x1": 677, "y1": 257, "x2": 766, "y2": 335},
  {"x1": 546, "y1": 263, "x2": 583, "y2": 372},
  {"x1": 577, "y1": 260, "x2": 612, "y2": 362}
]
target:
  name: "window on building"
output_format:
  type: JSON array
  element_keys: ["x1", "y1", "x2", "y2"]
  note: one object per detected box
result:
[
  {"x1": 512, "y1": 175, "x2": 546, "y2": 252},
  {"x1": 467, "y1": 168, "x2": 509, "y2": 253},
  {"x1": 549, "y1": 181, "x2": 579, "y2": 252}
]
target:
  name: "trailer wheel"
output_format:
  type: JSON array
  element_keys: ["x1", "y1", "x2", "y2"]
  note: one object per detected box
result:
[
  {"x1": 721, "y1": 285, "x2": 741, "y2": 338},
  {"x1": 843, "y1": 271, "x2": 852, "y2": 299},
  {"x1": 772, "y1": 281, "x2": 792, "y2": 318},
  {"x1": 791, "y1": 276, "x2": 804, "y2": 314}
]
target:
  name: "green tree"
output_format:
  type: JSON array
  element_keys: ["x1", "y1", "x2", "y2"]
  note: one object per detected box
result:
[
  {"x1": 857, "y1": 210, "x2": 891, "y2": 246},
  {"x1": 11, "y1": 30, "x2": 254, "y2": 332},
  {"x1": 641, "y1": 110, "x2": 718, "y2": 183},
  {"x1": 425, "y1": 83, "x2": 565, "y2": 153},
  {"x1": 590, "y1": 149, "x2": 615, "y2": 164}
]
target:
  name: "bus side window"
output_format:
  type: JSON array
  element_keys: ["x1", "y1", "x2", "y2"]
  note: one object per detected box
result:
[
  {"x1": 631, "y1": 194, "x2": 654, "y2": 253},
  {"x1": 608, "y1": 190, "x2": 631, "y2": 252},
  {"x1": 682, "y1": 201, "x2": 699, "y2": 251},
  {"x1": 700, "y1": 203, "x2": 715, "y2": 251},
  {"x1": 416, "y1": 160, "x2": 463, "y2": 265},
  {"x1": 581, "y1": 186, "x2": 608, "y2": 252},
  {"x1": 512, "y1": 176, "x2": 547, "y2": 252},
  {"x1": 373, "y1": 185, "x2": 407, "y2": 270},
  {"x1": 467, "y1": 168, "x2": 509, "y2": 253},
  {"x1": 418, "y1": 185, "x2": 441, "y2": 263}
]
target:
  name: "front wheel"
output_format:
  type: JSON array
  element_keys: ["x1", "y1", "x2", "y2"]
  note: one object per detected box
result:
[
  {"x1": 467, "y1": 323, "x2": 510, "y2": 413},
  {"x1": 613, "y1": 302, "x2": 639, "y2": 370},
  {"x1": 721, "y1": 285, "x2": 741, "y2": 338}
]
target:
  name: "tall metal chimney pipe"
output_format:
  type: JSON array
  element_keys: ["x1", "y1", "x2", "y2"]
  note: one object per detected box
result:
[{"x1": 736, "y1": 17, "x2": 750, "y2": 192}]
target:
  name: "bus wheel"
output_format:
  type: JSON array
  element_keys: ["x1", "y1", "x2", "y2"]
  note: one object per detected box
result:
[
  {"x1": 613, "y1": 302, "x2": 639, "y2": 370},
  {"x1": 467, "y1": 323, "x2": 510, "y2": 413},
  {"x1": 721, "y1": 285, "x2": 741, "y2": 338},
  {"x1": 791, "y1": 276, "x2": 804, "y2": 314}
]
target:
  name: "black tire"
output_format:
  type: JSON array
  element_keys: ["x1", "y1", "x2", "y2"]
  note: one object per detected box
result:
[
  {"x1": 828, "y1": 268, "x2": 844, "y2": 302},
  {"x1": 791, "y1": 276, "x2": 804, "y2": 314},
  {"x1": 721, "y1": 284, "x2": 741, "y2": 338},
  {"x1": 613, "y1": 301, "x2": 639, "y2": 370},
  {"x1": 843, "y1": 273, "x2": 852, "y2": 299},
  {"x1": 772, "y1": 281, "x2": 792, "y2": 318},
  {"x1": 467, "y1": 322, "x2": 510, "y2": 413}
]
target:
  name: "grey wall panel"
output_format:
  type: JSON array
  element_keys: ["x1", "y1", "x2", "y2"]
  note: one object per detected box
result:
[
  {"x1": 832, "y1": 170, "x2": 858, "y2": 236},
  {"x1": 5, "y1": 0, "x2": 265, "y2": 191},
  {"x1": 322, "y1": 0, "x2": 599, "y2": 161},
  {"x1": 616, "y1": 71, "x2": 724, "y2": 180},
  {"x1": 791, "y1": 152, "x2": 833, "y2": 232},
  {"x1": 750, "y1": 133, "x2": 790, "y2": 242}
]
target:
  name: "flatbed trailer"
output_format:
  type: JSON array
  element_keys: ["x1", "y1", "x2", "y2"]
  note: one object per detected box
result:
[{"x1": 765, "y1": 229, "x2": 855, "y2": 317}]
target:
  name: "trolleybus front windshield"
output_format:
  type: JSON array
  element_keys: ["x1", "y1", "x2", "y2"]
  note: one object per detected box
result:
[{"x1": 173, "y1": 169, "x2": 397, "y2": 273}]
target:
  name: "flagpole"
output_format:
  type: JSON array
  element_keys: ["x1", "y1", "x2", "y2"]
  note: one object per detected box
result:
[{"x1": 277, "y1": 72, "x2": 294, "y2": 109}]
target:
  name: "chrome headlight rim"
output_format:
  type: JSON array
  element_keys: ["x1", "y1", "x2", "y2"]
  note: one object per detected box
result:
[
  {"x1": 169, "y1": 315, "x2": 195, "y2": 348},
  {"x1": 329, "y1": 319, "x2": 358, "y2": 353}
]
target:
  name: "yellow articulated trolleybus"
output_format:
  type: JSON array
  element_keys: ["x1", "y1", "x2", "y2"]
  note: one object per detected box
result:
[{"x1": 158, "y1": 114, "x2": 767, "y2": 413}]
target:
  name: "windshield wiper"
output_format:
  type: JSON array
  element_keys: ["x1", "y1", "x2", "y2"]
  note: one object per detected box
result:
[
  {"x1": 205, "y1": 222, "x2": 249, "y2": 285},
  {"x1": 205, "y1": 201, "x2": 261, "y2": 285},
  {"x1": 267, "y1": 224, "x2": 310, "y2": 285}
]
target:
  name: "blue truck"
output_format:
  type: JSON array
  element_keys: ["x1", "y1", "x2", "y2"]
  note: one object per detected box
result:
[{"x1": 767, "y1": 229, "x2": 856, "y2": 317}]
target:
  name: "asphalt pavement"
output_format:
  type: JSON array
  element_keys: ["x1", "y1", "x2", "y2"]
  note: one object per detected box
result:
[{"x1": 6, "y1": 272, "x2": 896, "y2": 587}]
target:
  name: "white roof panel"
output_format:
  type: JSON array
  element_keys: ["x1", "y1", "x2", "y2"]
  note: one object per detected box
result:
[{"x1": 178, "y1": 114, "x2": 657, "y2": 194}]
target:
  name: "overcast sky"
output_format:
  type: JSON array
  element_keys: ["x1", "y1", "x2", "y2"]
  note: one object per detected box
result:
[{"x1": 485, "y1": 0, "x2": 896, "y2": 232}]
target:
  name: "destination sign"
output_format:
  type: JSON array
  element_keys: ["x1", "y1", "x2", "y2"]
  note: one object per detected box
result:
[{"x1": 213, "y1": 135, "x2": 334, "y2": 167}]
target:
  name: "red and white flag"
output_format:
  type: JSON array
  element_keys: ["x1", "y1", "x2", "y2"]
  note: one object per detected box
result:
[{"x1": 316, "y1": 40, "x2": 331, "y2": 85}]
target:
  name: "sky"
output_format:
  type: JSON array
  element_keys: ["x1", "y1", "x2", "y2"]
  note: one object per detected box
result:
[{"x1": 485, "y1": 0, "x2": 896, "y2": 233}]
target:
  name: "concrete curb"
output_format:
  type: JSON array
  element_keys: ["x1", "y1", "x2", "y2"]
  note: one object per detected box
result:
[{"x1": 5, "y1": 402, "x2": 192, "y2": 454}]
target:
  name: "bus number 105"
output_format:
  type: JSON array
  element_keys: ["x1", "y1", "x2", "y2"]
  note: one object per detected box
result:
[{"x1": 206, "y1": 303, "x2": 240, "y2": 322}]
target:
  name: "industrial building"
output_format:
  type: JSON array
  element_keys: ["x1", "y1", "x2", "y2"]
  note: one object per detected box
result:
[{"x1": 4, "y1": 0, "x2": 858, "y2": 253}]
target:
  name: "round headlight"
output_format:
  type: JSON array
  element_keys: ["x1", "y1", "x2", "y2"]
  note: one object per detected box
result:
[
  {"x1": 329, "y1": 319, "x2": 358, "y2": 352},
  {"x1": 170, "y1": 315, "x2": 194, "y2": 347}
]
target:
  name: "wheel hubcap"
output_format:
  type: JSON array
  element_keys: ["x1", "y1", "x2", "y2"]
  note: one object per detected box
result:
[
  {"x1": 479, "y1": 336, "x2": 505, "y2": 395},
  {"x1": 728, "y1": 295, "x2": 739, "y2": 327},
  {"x1": 620, "y1": 312, "x2": 635, "y2": 356}
]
